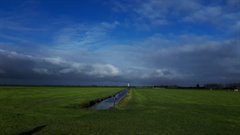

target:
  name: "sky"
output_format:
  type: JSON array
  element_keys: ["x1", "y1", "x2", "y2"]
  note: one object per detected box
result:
[{"x1": 0, "y1": 0, "x2": 239, "y2": 86}]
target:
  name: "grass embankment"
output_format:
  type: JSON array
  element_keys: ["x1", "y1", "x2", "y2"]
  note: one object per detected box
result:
[{"x1": 0, "y1": 87, "x2": 240, "y2": 135}]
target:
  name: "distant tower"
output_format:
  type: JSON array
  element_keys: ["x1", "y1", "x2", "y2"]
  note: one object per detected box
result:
[{"x1": 128, "y1": 83, "x2": 130, "y2": 88}]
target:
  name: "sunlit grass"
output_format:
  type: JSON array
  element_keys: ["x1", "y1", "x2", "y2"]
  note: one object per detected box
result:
[{"x1": 0, "y1": 87, "x2": 240, "y2": 135}]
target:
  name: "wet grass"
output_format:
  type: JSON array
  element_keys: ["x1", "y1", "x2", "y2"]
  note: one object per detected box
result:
[{"x1": 0, "y1": 87, "x2": 240, "y2": 135}]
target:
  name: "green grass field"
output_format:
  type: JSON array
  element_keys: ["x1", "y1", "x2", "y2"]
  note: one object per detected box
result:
[{"x1": 0, "y1": 87, "x2": 240, "y2": 135}]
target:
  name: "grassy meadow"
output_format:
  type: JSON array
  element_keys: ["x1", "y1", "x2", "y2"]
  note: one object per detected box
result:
[{"x1": 0, "y1": 87, "x2": 240, "y2": 135}]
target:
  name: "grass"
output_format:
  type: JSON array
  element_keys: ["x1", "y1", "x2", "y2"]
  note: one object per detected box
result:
[
  {"x1": 0, "y1": 87, "x2": 240, "y2": 135},
  {"x1": 0, "y1": 86, "x2": 122, "y2": 135}
]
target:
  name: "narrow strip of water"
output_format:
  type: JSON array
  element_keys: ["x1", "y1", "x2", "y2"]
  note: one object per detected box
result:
[{"x1": 91, "y1": 89, "x2": 129, "y2": 110}]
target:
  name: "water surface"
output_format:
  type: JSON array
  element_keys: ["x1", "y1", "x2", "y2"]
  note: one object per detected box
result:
[{"x1": 91, "y1": 89, "x2": 129, "y2": 110}]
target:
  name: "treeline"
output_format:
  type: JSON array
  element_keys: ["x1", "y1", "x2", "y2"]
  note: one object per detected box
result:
[
  {"x1": 0, "y1": 83, "x2": 240, "y2": 90},
  {"x1": 0, "y1": 84, "x2": 126, "y2": 88},
  {"x1": 151, "y1": 83, "x2": 240, "y2": 90}
]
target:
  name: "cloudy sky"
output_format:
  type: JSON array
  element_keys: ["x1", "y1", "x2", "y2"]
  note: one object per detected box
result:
[{"x1": 0, "y1": 0, "x2": 239, "y2": 86}]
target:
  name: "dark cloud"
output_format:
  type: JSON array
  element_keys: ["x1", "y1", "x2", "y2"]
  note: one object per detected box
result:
[
  {"x1": 0, "y1": 49, "x2": 126, "y2": 85},
  {"x1": 145, "y1": 39, "x2": 240, "y2": 85},
  {"x1": 0, "y1": 38, "x2": 240, "y2": 86}
]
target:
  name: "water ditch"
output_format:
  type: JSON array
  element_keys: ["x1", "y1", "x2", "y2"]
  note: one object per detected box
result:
[{"x1": 90, "y1": 89, "x2": 129, "y2": 110}]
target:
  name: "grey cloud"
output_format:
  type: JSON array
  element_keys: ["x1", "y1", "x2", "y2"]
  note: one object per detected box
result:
[
  {"x1": 32, "y1": 68, "x2": 50, "y2": 75},
  {"x1": 151, "y1": 69, "x2": 184, "y2": 80},
  {"x1": 42, "y1": 57, "x2": 121, "y2": 77},
  {"x1": 99, "y1": 34, "x2": 240, "y2": 85},
  {"x1": 0, "y1": 69, "x2": 5, "y2": 74},
  {"x1": 147, "y1": 40, "x2": 240, "y2": 84},
  {"x1": 0, "y1": 36, "x2": 240, "y2": 85},
  {"x1": 0, "y1": 49, "x2": 123, "y2": 85},
  {"x1": 86, "y1": 64, "x2": 120, "y2": 77}
]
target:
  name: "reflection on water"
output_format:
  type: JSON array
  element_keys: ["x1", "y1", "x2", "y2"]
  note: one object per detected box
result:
[{"x1": 91, "y1": 89, "x2": 129, "y2": 110}]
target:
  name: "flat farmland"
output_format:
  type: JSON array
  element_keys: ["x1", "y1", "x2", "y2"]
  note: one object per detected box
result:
[{"x1": 0, "y1": 87, "x2": 240, "y2": 135}]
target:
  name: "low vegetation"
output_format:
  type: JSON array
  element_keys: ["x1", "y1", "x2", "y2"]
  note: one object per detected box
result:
[{"x1": 0, "y1": 87, "x2": 240, "y2": 135}]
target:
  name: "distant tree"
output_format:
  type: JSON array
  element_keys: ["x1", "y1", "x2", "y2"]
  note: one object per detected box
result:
[{"x1": 196, "y1": 84, "x2": 200, "y2": 88}]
